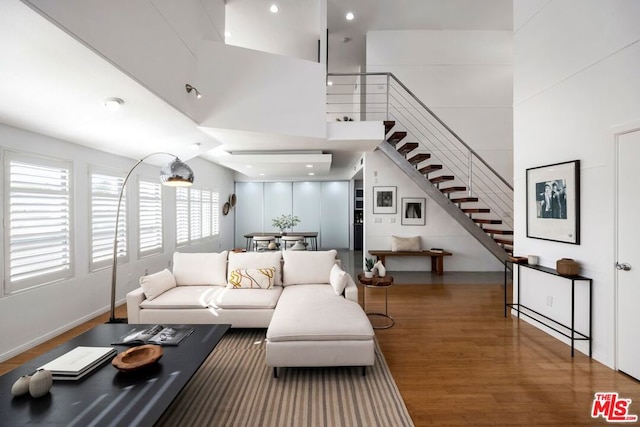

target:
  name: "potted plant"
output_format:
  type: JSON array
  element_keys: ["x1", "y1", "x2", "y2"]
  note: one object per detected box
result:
[
  {"x1": 271, "y1": 214, "x2": 301, "y2": 234},
  {"x1": 364, "y1": 257, "x2": 376, "y2": 278}
]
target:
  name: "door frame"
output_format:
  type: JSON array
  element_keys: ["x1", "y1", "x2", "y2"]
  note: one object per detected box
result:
[{"x1": 612, "y1": 119, "x2": 640, "y2": 371}]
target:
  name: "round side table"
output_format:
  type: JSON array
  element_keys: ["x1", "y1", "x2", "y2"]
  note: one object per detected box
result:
[{"x1": 357, "y1": 273, "x2": 395, "y2": 329}]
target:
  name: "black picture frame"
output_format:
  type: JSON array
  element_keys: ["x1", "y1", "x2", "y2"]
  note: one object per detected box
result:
[
  {"x1": 526, "y1": 160, "x2": 580, "y2": 244},
  {"x1": 373, "y1": 186, "x2": 396, "y2": 214},
  {"x1": 401, "y1": 197, "x2": 426, "y2": 225}
]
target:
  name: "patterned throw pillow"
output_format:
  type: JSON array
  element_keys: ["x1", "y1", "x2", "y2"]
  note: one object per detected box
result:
[{"x1": 227, "y1": 267, "x2": 276, "y2": 289}]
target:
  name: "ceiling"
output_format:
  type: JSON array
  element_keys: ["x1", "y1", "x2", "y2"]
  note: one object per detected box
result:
[{"x1": 0, "y1": 0, "x2": 512, "y2": 179}]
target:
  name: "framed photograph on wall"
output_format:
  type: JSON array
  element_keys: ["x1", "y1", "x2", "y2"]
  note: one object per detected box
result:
[
  {"x1": 401, "y1": 197, "x2": 426, "y2": 225},
  {"x1": 373, "y1": 186, "x2": 396, "y2": 214},
  {"x1": 526, "y1": 160, "x2": 580, "y2": 244}
]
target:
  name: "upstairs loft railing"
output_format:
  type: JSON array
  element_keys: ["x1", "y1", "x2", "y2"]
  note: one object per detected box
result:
[{"x1": 327, "y1": 72, "x2": 514, "y2": 231}]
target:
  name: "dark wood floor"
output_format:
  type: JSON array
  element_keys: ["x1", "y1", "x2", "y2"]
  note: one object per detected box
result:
[{"x1": 2, "y1": 280, "x2": 639, "y2": 426}]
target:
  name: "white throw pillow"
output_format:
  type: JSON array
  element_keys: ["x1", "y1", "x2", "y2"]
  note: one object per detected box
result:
[
  {"x1": 228, "y1": 251, "x2": 283, "y2": 286},
  {"x1": 140, "y1": 268, "x2": 176, "y2": 300},
  {"x1": 391, "y1": 235, "x2": 421, "y2": 252},
  {"x1": 227, "y1": 267, "x2": 276, "y2": 289},
  {"x1": 172, "y1": 251, "x2": 228, "y2": 286},
  {"x1": 329, "y1": 264, "x2": 348, "y2": 296},
  {"x1": 282, "y1": 249, "x2": 338, "y2": 286}
]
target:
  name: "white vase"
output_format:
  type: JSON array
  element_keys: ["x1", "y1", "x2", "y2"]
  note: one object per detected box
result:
[
  {"x1": 29, "y1": 369, "x2": 52, "y2": 398},
  {"x1": 374, "y1": 260, "x2": 386, "y2": 277}
]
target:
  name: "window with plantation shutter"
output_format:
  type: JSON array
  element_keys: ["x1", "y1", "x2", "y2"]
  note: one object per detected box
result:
[
  {"x1": 212, "y1": 191, "x2": 220, "y2": 236},
  {"x1": 90, "y1": 171, "x2": 127, "y2": 271},
  {"x1": 4, "y1": 153, "x2": 73, "y2": 294},
  {"x1": 175, "y1": 186, "x2": 219, "y2": 246},
  {"x1": 176, "y1": 187, "x2": 189, "y2": 245},
  {"x1": 138, "y1": 178, "x2": 163, "y2": 257}
]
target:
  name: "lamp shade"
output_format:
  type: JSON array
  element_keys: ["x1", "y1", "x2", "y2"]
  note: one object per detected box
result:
[{"x1": 160, "y1": 157, "x2": 195, "y2": 187}]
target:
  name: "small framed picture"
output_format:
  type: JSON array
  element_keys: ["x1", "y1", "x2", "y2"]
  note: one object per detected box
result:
[
  {"x1": 526, "y1": 160, "x2": 580, "y2": 244},
  {"x1": 401, "y1": 197, "x2": 426, "y2": 225},
  {"x1": 373, "y1": 186, "x2": 396, "y2": 214}
]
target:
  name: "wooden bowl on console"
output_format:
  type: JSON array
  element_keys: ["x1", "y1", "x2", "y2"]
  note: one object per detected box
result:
[{"x1": 112, "y1": 344, "x2": 163, "y2": 372}]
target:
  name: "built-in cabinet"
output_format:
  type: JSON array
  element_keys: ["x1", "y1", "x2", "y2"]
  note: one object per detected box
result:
[{"x1": 234, "y1": 181, "x2": 349, "y2": 249}]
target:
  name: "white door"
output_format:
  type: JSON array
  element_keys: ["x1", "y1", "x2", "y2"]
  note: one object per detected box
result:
[{"x1": 617, "y1": 128, "x2": 640, "y2": 381}]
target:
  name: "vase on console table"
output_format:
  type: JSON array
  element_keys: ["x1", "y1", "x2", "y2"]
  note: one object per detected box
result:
[
  {"x1": 374, "y1": 260, "x2": 386, "y2": 277},
  {"x1": 364, "y1": 271, "x2": 374, "y2": 278}
]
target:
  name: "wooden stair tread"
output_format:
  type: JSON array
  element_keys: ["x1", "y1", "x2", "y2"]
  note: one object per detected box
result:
[
  {"x1": 418, "y1": 164, "x2": 443, "y2": 174},
  {"x1": 397, "y1": 143, "x2": 418, "y2": 155},
  {"x1": 462, "y1": 208, "x2": 491, "y2": 213},
  {"x1": 494, "y1": 238, "x2": 513, "y2": 245},
  {"x1": 387, "y1": 131, "x2": 407, "y2": 146},
  {"x1": 408, "y1": 153, "x2": 431, "y2": 165},
  {"x1": 441, "y1": 186, "x2": 467, "y2": 194},
  {"x1": 484, "y1": 229, "x2": 514, "y2": 235},
  {"x1": 473, "y1": 218, "x2": 502, "y2": 224},
  {"x1": 384, "y1": 120, "x2": 395, "y2": 134},
  {"x1": 450, "y1": 197, "x2": 479, "y2": 203}
]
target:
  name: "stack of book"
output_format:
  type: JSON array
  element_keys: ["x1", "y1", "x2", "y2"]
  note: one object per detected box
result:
[
  {"x1": 39, "y1": 346, "x2": 117, "y2": 380},
  {"x1": 430, "y1": 248, "x2": 445, "y2": 253}
]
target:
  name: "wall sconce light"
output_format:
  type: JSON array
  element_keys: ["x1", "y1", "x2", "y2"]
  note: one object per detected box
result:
[{"x1": 185, "y1": 83, "x2": 202, "y2": 99}]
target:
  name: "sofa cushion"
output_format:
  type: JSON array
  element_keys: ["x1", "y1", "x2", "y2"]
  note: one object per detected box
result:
[
  {"x1": 228, "y1": 267, "x2": 276, "y2": 289},
  {"x1": 211, "y1": 287, "x2": 283, "y2": 309},
  {"x1": 329, "y1": 264, "x2": 348, "y2": 296},
  {"x1": 173, "y1": 251, "x2": 228, "y2": 286},
  {"x1": 282, "y1": 249, "x2": 337, "y2": 286},
  {"x1": 267, "y1": 285, "x2": 374, "y2": 342},
  {"x1": 140, "y1": 268, "x2": 176, "y2": 301},
  {"x1": 228, "y1": 251, "x2": 283, "y2": 286},
  {"x1": 140, "y1": 286, "x2": 221, "y2": 309}
]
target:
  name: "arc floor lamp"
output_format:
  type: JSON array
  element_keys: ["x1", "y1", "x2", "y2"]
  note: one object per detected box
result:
[{"x1": 108, "y1": 152, "x2": 195, "y2": 323}]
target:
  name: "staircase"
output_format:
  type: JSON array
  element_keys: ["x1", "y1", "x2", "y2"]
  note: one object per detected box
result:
[
  {"x1": 381, "y1": 120, "x2": 512, "y2": 262},
  {"x1": 327, "y1": 72, "x2": 514, "y2": 263}
]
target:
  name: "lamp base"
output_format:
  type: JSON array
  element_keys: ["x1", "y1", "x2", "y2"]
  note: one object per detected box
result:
[{"x1": 106, "y1": 317, "x2": 128, "y2": 324}]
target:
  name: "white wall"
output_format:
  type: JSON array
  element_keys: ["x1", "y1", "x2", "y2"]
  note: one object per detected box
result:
[
  {"x1": 513, "y1": 0, "x2": 640, "y2": 367},
  {"x1": 0, "y1": 123, "x2": 235, "y2": 362},
  {"x1": 364, "y1": 151, "x2": 503, "y2": 272},
  {"x1": 367, "y1": 29, "x2": 514, "y2": 181}
]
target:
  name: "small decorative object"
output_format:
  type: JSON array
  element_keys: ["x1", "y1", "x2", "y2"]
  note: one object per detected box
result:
[
  {"x1": 11, "y1": 375, "x2": 31, "y2": 397},
  {"x1": 28, "y1": 369, "x2": 53, "y2": 398},
  {"x1": 526, "y1": 160, "x2": 580, "y2": 244},
  {"x1": 374, "y1": 260, "x2": 386, "y2": 277},
  {"x1": 290, "y1": 241, "x2": 307, "y2": 251},
  {"x1": 230, "y1": 193, "x2": 237, "y2": 207},
  {"x1": 527, "y1": 255, "x2": 539, "y2": 266},
  {"x1": 267, "y1": 242, "x2": 276, "y2": 250},
  {"x1": 556, "y1": 258, "x2": 579, "y2": 276},
  {"x1": 222, "y1": 202, "x2": 230, "y2": 216},
  {"x1": 364, "y1": 257, "x2": 375, "y2": 278},
  {"x1": 112, "y1": 344, "x2": 163, "y2": 372},
  {"x1": 271, "y1": 214, "x2": 301, "y2": 234}
]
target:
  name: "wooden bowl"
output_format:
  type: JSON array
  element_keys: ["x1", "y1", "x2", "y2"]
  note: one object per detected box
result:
[{"x1": 112, "y1": 345, "x2": 163, "y2": 372}]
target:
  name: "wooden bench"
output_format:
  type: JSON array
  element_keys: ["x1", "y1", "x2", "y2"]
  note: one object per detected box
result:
[{"x1": 368, "y1": 250, "x2": 453, "y2": 276}]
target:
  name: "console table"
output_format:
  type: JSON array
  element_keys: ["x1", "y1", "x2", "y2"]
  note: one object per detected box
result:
[
  {"x1": 0, "y1": 323, "x2": 229, "y2": 426},
  {"x1": 505, "y1": 261, "x2": 592, "y2": 357}
]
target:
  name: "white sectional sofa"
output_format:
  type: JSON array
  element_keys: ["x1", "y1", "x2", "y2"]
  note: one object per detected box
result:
[{"x1": 126, "y1": 249, "x2": 375, "y2": 375}]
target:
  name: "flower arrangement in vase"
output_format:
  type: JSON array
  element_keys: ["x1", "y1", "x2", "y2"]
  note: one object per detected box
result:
[{"x1": 271, "y1": 214, "x2": 301, "y2": 234}]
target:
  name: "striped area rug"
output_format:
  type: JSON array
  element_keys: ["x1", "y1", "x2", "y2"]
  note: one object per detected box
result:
[{"x1": 157, "y1": 329, "x2": 414, "y2": 427}]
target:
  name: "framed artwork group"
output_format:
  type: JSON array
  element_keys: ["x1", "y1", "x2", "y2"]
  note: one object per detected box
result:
[{"x1": 372, "y1": 186, "x2": 426, "y2": 226}]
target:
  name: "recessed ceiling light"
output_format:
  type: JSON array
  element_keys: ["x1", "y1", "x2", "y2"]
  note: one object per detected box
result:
[
  {"x1": 246, "y1": 165, "x2": 252, "y2": 168},
  {"x1": 259, "y1": 173, "x2": 265, "y2": 176},
  {"x1": 306, "y1": 164, "x2": 313, "y2": 168},
  {"x1": 190, "y1": 142, "x2": 201, "y2": 150},
  {"x1": 224, "y1": 31, "x2": 232, "y2": 38},
  {"x1": 270, "y1": 4, "x2": 279, "y2": 13},
  {"x1": 327, "y1": 80, "x2": 333, "y2": 86},
  {"x1": 345, "y1": 12, "x2": 354, "y2": 21},
  {"x1": 308, "y1": 172, "x2": 315, "y2": 176},
  {"x1": 104, "y1": 97, "x2": 124, "y2": 111}
]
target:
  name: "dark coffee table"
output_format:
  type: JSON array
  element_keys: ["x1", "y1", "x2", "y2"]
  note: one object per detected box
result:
[{"x1": 0, "y1": 323, "x2": 229, "y2": 426}]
